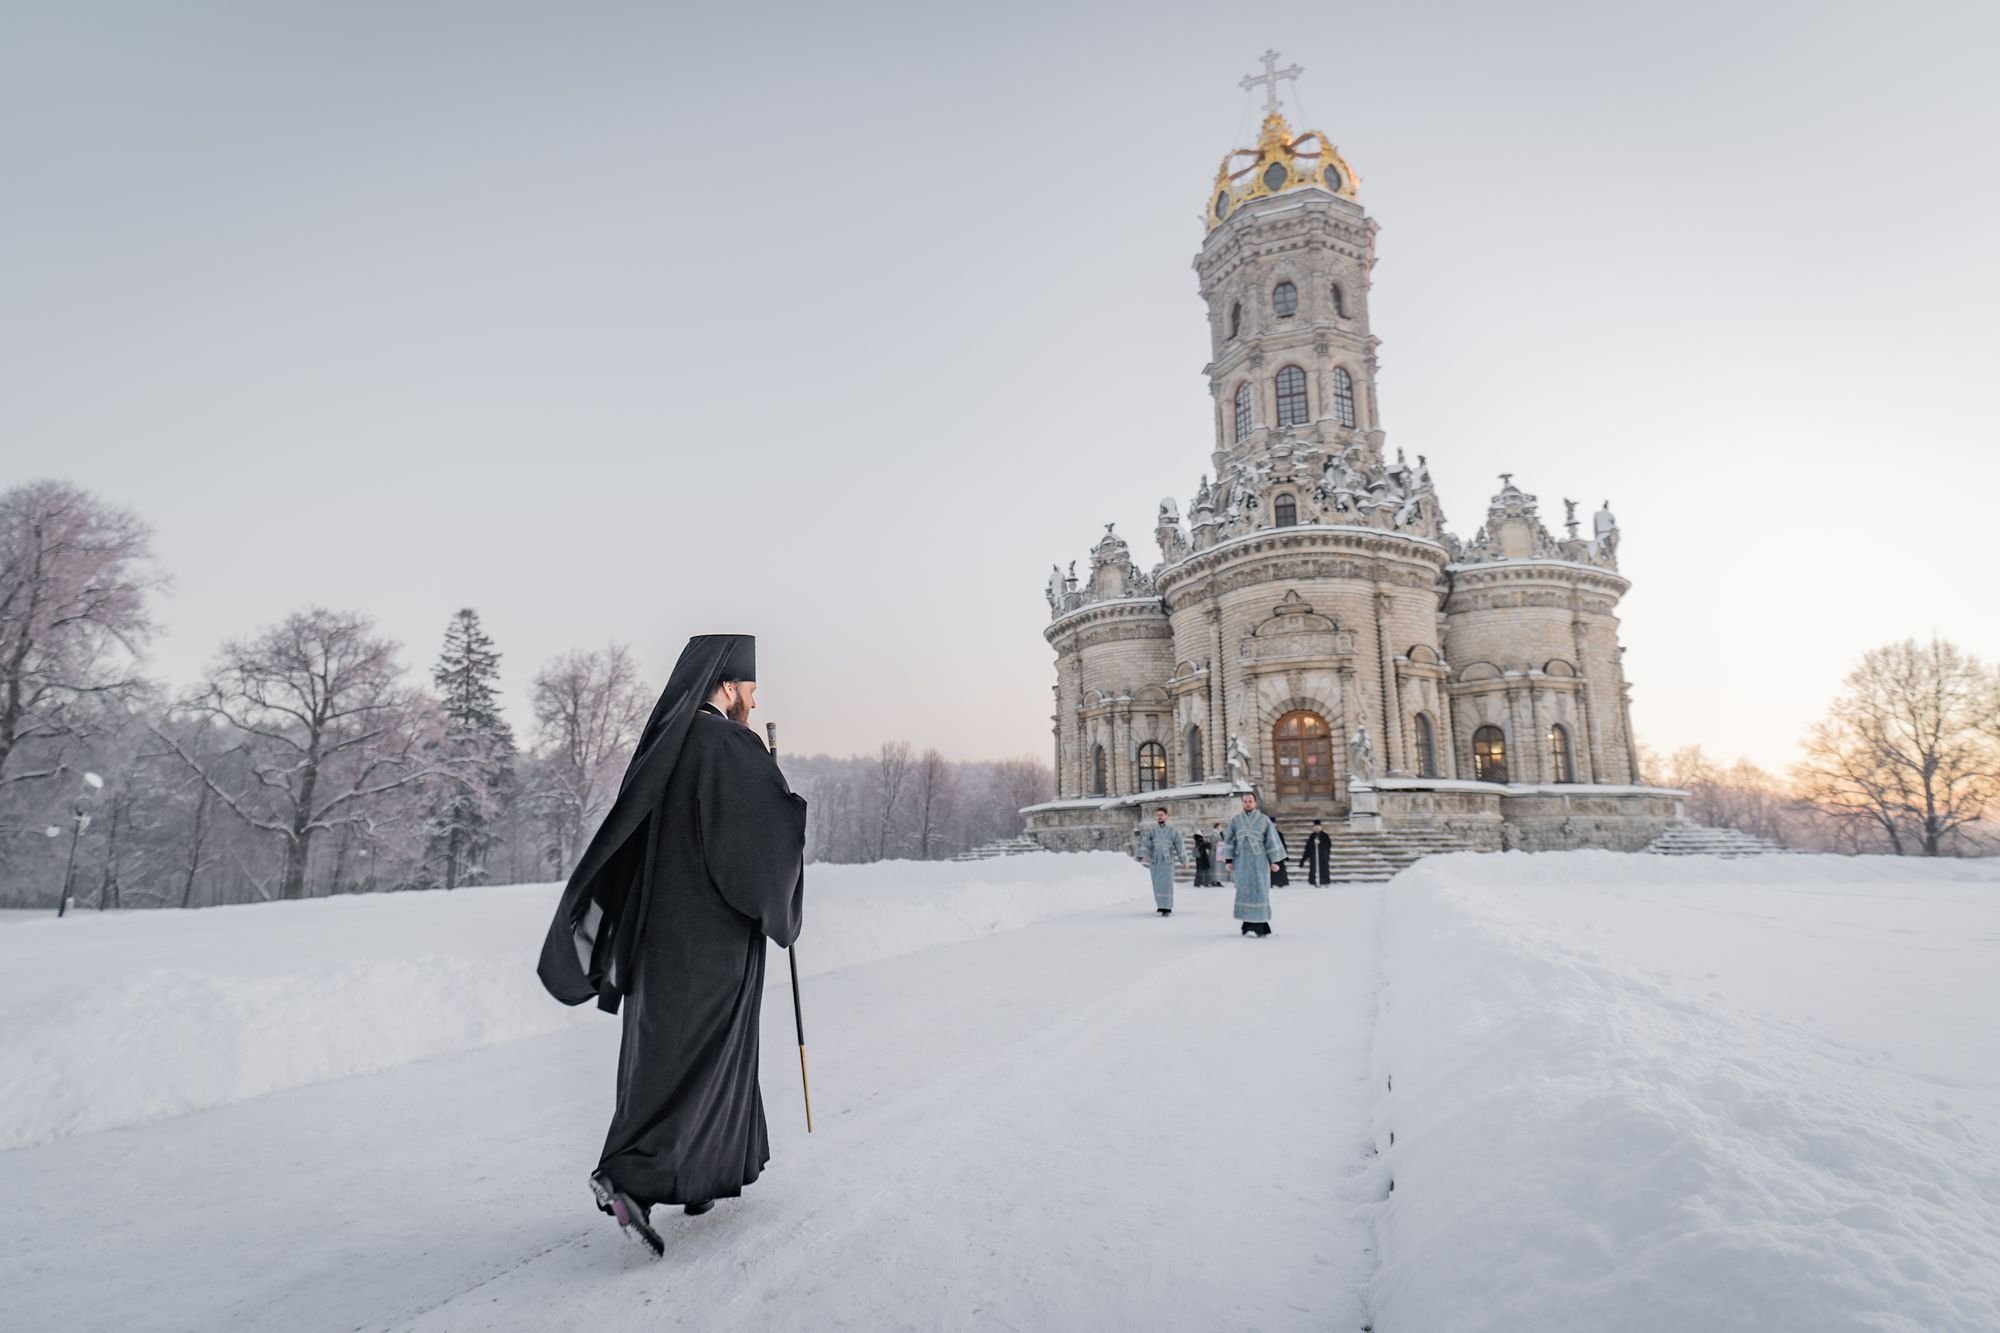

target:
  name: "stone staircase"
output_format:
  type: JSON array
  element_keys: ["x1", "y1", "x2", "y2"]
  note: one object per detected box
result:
[
  {"x1": 949, "y1": 837, "x2": 1043, "y2": 863},
  {"x1": 1176, "y1": 821, "x2": 1480, "y2": 885},
  {"x1": 1643, "y1": 824, "x2": 1793, "y2": 857}
]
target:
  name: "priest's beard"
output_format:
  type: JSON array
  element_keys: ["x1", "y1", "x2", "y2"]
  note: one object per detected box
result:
[{"x1": 722, "y1": 687, "x2": 752, "y2": 724}]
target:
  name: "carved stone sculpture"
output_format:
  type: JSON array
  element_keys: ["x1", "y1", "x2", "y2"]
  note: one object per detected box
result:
[
  {"x1": 1347, "y1": 724, "x2": 1377, "y2": 785},
  {"x1": 1227, "y1": 733, "x2": 1255, "y2": 788}
]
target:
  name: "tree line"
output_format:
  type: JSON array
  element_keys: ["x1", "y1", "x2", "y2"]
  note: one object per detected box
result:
[
  {"x1": 1646, "y1": 637, "x2": 2000, "y2": 856},
  {"x1": 0, "y1": 480, "x2": 1052, "y2": 910}
]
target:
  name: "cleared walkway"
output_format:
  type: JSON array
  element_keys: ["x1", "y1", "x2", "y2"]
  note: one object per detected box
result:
[{"x1": 0, "y1": 887, "x2": 1382, "y2": 1332}]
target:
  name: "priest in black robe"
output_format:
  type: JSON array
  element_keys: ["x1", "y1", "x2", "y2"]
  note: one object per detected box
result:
[
  {"x1": 537, "y1": 633, "x2": 806, "y2": 1256},
  {"x1": 1303, "y1": 819, "x2": 1334, "y2": 886}
]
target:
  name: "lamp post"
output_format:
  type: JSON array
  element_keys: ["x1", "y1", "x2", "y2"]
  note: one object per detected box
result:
[{"x1": 45, "y1": 771, "x2": 104, "y2": 918}]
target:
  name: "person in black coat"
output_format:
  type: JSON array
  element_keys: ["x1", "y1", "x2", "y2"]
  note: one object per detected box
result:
[
  {"x1": 1192, "y1": 831, "x2": 1214, "y2": 886},
  {"x1": 1303, "y1": 819, "x2": 1334, "y2": 886},
  {"x1": 539, "y1": 634, "x2": 806, "y2": 1257}
]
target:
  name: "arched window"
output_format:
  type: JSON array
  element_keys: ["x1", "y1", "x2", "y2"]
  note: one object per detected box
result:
[
  {"x1": 1331, "y1": 367, "x2": 1357, "y2": 428},
  {"x1": 1331, "y1": 283, "x2": 1348, "y2": 318},
  {"x1": 1548, "y1": 724, "x2": 1574, "y2": 784},
  {"x1": 1233, "y1": 382, "x2": 1253, "y2": 441},
  {"x1": 1275, "y1": 365, "x2": 1309, "y2": 427},
  {"x1": 1272, "y1": 281, "x2": 1298, "y2": 318},
  {"x1": 1273, "y1": 493, "x2": 1298, "y2": 527},
  {"x1": 1136, "y1": 741, "x2": 1167, "y2": 793},
  {"x1": 1414, "y1": 712, "x2": 1438, "y2": 778},
  {"x1": 1186, "y1": 725, "x2": 1203, "y2": 783},
  {"x1": 1228, "y1": 302, "x2": 1242, "y2": 339},
  {"x1": 1091, "y1": 745, "x2": 1107, "y2": 796},
  {"x1": 1473, "y1": 726, "x2": 1508, "y2": 784}
]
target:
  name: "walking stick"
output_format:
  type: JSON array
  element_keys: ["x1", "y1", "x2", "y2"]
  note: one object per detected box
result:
[{"x1": 768, "y1": 721, "x2": 813, "y2": 1133}]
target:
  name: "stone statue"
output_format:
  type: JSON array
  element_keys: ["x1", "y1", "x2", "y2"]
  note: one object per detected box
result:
[
  {"x1": 1594, "y1": 500, "x2": 1618, "y2": 540},
  {"x1": 1563, "y1": 498, "x2": 1580, "y2": 541},
  {"x1": 1046, "y1": 564, "x2": 1064, "y2": 613},
  {"x1": 1347, "y1": 724, "x2": 1377, "y2": 785},
  {"x1": 1226, "y1": 734, "x2": 1255, "y2": 788}
]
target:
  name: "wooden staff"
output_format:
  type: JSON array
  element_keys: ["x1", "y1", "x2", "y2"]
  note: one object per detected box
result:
[{"x1": 768, "y1": 721, "x2": 813, "y2": 1133}]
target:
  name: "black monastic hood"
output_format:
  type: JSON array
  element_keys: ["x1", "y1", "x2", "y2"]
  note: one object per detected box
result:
[{"x1": 537, "y1": 633, "x2": 755, "y2": 1010}]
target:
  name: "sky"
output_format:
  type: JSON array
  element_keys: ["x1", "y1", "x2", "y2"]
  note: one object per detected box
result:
[{"x1": 4, "y1": 0, "x2": 1996, "y2": 772}]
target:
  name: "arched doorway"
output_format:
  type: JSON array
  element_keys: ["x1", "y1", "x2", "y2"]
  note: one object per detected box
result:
[{"x1": 1272, "y1": 710, "x2": 1332, "y2": 799}]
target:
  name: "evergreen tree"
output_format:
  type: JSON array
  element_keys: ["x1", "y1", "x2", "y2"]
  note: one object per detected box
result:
[{"x1": 427, "y1": 608, "x2": 516, "y2": 888}]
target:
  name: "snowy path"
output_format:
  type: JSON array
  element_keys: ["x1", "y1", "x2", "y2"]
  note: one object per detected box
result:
[{"x1": 0, "y1": 888, "x2": 1383, "y2": 1332}]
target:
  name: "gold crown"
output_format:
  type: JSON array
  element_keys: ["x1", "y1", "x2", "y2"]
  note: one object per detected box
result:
[{"x1": 1207, "y1": 112, "x2": 1358, "y2": 231}]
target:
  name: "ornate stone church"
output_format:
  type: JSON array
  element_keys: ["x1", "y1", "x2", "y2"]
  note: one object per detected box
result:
[{"x1": 1024, "y1": 58, "x2": 1683, "y2": 856}]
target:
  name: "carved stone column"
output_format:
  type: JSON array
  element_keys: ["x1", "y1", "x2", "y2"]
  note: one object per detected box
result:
[
  {"x1": 1506, "y1": 679, "x2": 1530, "y2": 786},
  {"x1": 1336, "y1": 664, "x2": 1357, "y2": 801},
  {"x1": 1207, "y1": 600, "x2": 1225, "y2": 783},
  {"x1": 1375, "y1": 587, "x2": 1407, "y2": 776},
  {"x1": 1573, "y1": 612, "x2": 1606, "y2": 784},
  {"x1": 1448, "y1": 680, "x2": 1464, "y2": 772},
  {"x1": 1526, "y1": 679, "x2": 1546, "y2": 783}
]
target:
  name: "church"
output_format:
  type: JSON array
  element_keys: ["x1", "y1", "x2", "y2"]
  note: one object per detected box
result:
[{"x1": 1023, "y1": 57, "x2": 1685, "y2": 859}]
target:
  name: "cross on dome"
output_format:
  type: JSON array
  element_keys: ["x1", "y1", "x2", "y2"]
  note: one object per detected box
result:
[{"x1": 1239, "y1": 49, "x2": 1304, "y2": 116}]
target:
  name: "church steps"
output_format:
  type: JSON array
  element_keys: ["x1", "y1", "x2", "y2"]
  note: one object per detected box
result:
[
  {"x1": 1173, "y1": 820, "x2": 1481, "y2": 885},
  {"x1": 1643, "y1": 824, "x2": 1794, "y2": 857}
]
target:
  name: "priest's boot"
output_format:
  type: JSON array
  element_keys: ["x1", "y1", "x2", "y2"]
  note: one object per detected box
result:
[
  {"x1": 684, "y1": 1200, "x2": 715, "y2": 1217},
  {"x1": 1157, "y1": 907, "x2": 1172, "y2": 916},
  {"x1": 590, "y1": 1171, "x2": 665, "y2": 1258},
  {"x1": 1240, "y1": 921, "x2": 1252, "y2": 936}
]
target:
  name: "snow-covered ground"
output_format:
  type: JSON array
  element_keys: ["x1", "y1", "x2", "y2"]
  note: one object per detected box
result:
[
  {"x1": 1, "y1": 850, "x2": 1995, "y2": 1332},
  {"x1": 0, "y1": 854, "x2": 1142, "y2": 1149},
  {"x1": 1366, "y1": 852, "x2": 2000, "y2": 1333},
  {"x1": 0, "y1": 858, "x2": 1379, "y2": 1332}
]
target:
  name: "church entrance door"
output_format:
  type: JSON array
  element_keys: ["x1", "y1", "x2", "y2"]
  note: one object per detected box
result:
[{"x1": 1272, "y1": 710, "x2": 1333, "y2": 800}]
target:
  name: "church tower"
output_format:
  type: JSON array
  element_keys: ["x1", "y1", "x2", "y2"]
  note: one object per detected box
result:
[
  {"x1": 1196, "y1": 54, "x2": 1382, "y2": 480},
  {"x1": 1025, "y1": 53, "x2": 1673, "y2": 858}
]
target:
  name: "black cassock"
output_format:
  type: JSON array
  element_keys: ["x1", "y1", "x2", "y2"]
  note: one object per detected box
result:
[
  {"x1": 1192, "y1": 833, "x2": 1213, "y2": 886},
  {"x1": 539, "y1": 638, "x2": 806, "y2": 1208},
  {"x1": 1304, "y1": 829, "x2": 1333, "y2": 885}
]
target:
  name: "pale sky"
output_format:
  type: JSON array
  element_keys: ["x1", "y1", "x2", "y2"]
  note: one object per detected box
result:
[{"x1": 5, "y1": 0, "x2": 1996, "y2": 773}]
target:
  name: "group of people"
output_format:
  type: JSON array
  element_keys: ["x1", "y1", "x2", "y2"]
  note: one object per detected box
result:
[{"x1": 1134, "y1": 794, "x2": 1337, "y2": 937}]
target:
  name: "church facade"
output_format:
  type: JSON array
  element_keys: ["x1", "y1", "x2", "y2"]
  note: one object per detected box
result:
[{"x1": 1024, "y1": 85, "x2": 1683, "y2": 855}]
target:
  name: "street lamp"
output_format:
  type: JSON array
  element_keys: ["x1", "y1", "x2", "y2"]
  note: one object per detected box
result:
[{"x1": 47, "y1": 771, "x2": 103, "y2": 918}]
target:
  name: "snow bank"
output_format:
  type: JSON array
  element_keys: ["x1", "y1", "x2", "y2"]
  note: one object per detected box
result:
[
  {"x1": 0, "y1": 852, "x2": 1140, "y2": 1150},
  {"x1": 1365, "y1": 851, "x2": 2000, "y2": 1333}
]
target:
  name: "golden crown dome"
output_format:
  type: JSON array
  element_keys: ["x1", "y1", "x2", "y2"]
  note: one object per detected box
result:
[{"x1": 1206, "y1": 111, "x2": 1358, "y2": 231}]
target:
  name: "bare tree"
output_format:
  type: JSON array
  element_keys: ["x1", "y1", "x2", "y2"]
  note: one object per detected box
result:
[
  {"x1": 163, "y1": 609, "x2": 447, "y2": 899},
  {"x1": 911, "y1": 747, "x2": 956, "y2": 859},
  {"x1": 0, "y1": 481, "x2": 160, "y2": 789},
  {"x1": 528, "y1": 644, "x2": 650, "y2": 875},
  {"x1": 989, "y1": 756, "x2": 1054, "y2": 836},
  {"x1": 871, "y1": 740, "x2": 914, "y2": 860},
  {"x1": 178, "y1": 777, "x2": 215, "y2": 908},
  {"x1": 1793, "y1": 638, "x2": 1998, "y2": 856},
  {"x1": 1651, "y1": 744, "x2": 1798, "y2": 845}
]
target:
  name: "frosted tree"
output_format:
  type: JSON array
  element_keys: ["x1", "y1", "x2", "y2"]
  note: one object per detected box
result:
[
  {"x1": 911, "y1": 747, "x2": 956, "y2": 859},
  {"x1": 1793, "y1": 638, "x2": 1999, "y2": 856},
  {"x1": 987, "y1": 756, "x2": 1054, "y2": 837},
  {"x1": 871, "y1": 740, "x2": 914, "y2": 860},
  {"x1": 527, "y1": 644, "x2": 650, "y2": 875},
  {"x1": 0, "y1": 481, "x2": 160, "y2": 789},
  {"x1": 424, "y1": 609, "x2": 516, "y2": 888},
  {"x1": 165, "y1": 609, "x2": 451, "y2": 899}
]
